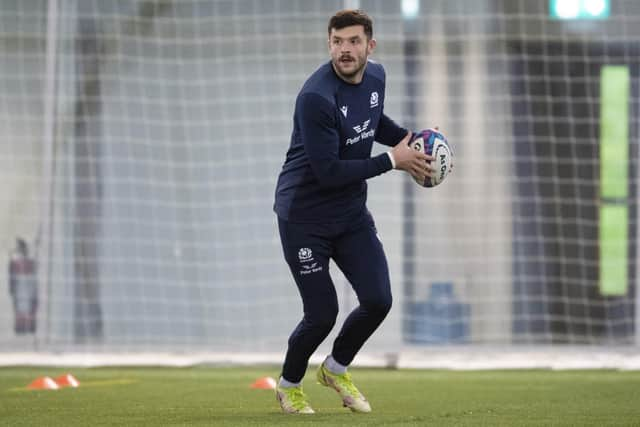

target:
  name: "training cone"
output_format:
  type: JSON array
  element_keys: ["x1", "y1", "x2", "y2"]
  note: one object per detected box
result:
[
  {"x1": 250, "y1": 376, "x2": 276, "y2": 389},
  {"x1": 55, "y1": 373, "x2": 80, "y2": 388},
  {"x1": 27, "y1": 376, "x2": 60, "y2": 390}
]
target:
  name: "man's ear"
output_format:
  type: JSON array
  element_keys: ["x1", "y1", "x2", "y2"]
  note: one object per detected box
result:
[{"x1": 368, "y1": 38, "x2": 377, "y2": 54}]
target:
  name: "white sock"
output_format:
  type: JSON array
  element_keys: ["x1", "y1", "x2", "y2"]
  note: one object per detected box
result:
[
  {"x1": 278, "y1": 376, "x2": 301, "y2": 388},
  {"x1": 324, "y1": 355, "x2": 347, "y2": 374}
]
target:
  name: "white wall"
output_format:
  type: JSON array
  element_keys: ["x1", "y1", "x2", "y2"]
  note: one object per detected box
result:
[{"x1": 0, "y1": 33, "x2": 46, "y2": 346}]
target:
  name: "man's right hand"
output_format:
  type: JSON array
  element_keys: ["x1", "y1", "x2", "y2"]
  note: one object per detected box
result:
[{"x1": 390, "y1": 132, "x2": 434, "y2": 183}]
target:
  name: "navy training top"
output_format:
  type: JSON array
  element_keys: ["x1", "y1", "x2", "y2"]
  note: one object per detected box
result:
[{"x1": 274, "y1": 60, "x2": 407, "y2": 223}]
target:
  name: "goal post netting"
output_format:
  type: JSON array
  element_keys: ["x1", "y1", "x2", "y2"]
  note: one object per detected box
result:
[{"x1": 1, "y1": 0, "x2": 639, "y2": 368}]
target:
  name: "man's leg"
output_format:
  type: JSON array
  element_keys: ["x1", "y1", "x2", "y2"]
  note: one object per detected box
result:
[
  {"x1": 316, "y1": 212, "x2": 391, "y2": 412},
  {"x1": 331, "y1": 213, "x2": 392, "y2": 365},
  {"x1": 278, "y1": 218, "x2": 339, "y2": 383}
]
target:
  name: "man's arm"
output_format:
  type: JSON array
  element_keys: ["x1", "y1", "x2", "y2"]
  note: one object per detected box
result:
[
  {"x1": 375, "y1": 113, "x2": 409, "y2": 147},
  {"x1": 375, "y1": 111, "x2": 437, "y2": 183},
  {"x1": 298, "y1": 93, "x2": 392, "y2": 188}
]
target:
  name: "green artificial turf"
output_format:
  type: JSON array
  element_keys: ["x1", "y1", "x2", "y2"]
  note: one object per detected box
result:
[{"x1": 1, "y1": 366, "x2": 639, "y2": 426}]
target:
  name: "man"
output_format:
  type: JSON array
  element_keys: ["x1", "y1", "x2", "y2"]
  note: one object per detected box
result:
[{"x1": 273, "y1": 9, "x2": 433, "y2": 414}]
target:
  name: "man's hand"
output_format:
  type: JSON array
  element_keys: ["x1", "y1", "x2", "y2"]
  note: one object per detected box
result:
[{"x1": 390, "y1": 132, "x2": 434, "y2": 183}]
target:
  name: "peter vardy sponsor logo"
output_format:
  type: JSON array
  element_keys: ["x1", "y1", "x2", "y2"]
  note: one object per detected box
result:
[
  {"x1": 352, "y1": 119, "x2": 370, "y2": 134},
  {"x1": 347, "y1": 118, "x2": 375, "y2": 145},
  {"x1": 298, "y1": 247, "x2": 322, "y2": 275}
]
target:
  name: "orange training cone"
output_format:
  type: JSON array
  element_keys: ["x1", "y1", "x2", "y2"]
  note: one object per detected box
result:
[
  {"x1": 55, "y1": 373, "x2": 80, "y2": 388},
  {"x1": 250, "y1": 376, "x2": 276, "y2": 389},
  {"x1": 27, "y1": 376, "x2": 60, "y2": 390}
]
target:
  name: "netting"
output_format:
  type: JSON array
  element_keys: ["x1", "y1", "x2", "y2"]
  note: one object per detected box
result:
[{"x1": 1, "y1": 0, "x2": 638, "y2": 363}]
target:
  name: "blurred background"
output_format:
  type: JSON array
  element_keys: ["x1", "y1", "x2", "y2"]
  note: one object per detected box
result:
[{"x1": 1, "y1": 0, "x2": 638, "y2": 367}]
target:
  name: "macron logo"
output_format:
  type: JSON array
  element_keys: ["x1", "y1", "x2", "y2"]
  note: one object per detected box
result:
[
  {"x1": 340, "y1": 106, "x2": 348, "y2": 118},
  {"x1": 352, "y1": 119, "x2": 370, "y2": 134}
]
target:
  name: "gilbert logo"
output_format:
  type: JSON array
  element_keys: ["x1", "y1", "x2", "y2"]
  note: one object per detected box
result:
[
  {"x1": 370, "y1": 92, "x2": 379, "y2": 108},
  {"x1": 340, "y1": 105, "x2": 348, "y2": 118},
  {"x1": 439, "y1": 153, "x2": 448, "y2": 181}
]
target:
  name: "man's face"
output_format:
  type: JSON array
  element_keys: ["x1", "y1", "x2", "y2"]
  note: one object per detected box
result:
[{"x1": 328, "y1": 25, "x2": 376, "y2": 83}]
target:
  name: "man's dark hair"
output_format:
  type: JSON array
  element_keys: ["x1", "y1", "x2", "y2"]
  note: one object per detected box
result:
[{"x1": 328, "y1": 9, "x2": 373, "y2": 40}]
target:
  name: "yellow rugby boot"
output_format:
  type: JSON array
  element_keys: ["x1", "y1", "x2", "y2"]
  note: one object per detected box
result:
[{"x1": 316, "y1": 361, "x2": 371, "y2": 413}]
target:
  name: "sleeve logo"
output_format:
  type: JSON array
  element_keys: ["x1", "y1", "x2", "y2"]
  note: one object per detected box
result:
[{"x1": 370, "y1": 92, "x2": 379, "y2": 108}]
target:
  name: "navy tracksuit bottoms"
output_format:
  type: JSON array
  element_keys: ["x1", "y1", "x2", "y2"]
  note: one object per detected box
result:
[{"x1": 278, "y1": 210, "x2": 392, "y2": 383}]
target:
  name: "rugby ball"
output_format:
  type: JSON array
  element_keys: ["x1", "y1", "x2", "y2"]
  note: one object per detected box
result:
[{"x1": 410, "y1": 129, "x2": 453, "y2": 187}]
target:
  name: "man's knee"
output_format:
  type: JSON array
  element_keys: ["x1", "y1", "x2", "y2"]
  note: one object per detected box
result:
[
  {"x1": 363, "y1": 294, "x2": 392, "y2": 318},
  {"x1": 309, "y1": 305, "x2": 339, "y2": 331},
  {"x1": 298, "y1": 304, "x2": 339, "y2": 337}
]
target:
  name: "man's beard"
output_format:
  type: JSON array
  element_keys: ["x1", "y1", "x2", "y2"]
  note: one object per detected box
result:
[{"x1": 333, "y1": 55, "x2": 366, "y2": 79}]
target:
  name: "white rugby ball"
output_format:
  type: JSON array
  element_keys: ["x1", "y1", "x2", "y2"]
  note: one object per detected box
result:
[{"x1": 410, "y1": 129, "x2": 453, "y2": 187}]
